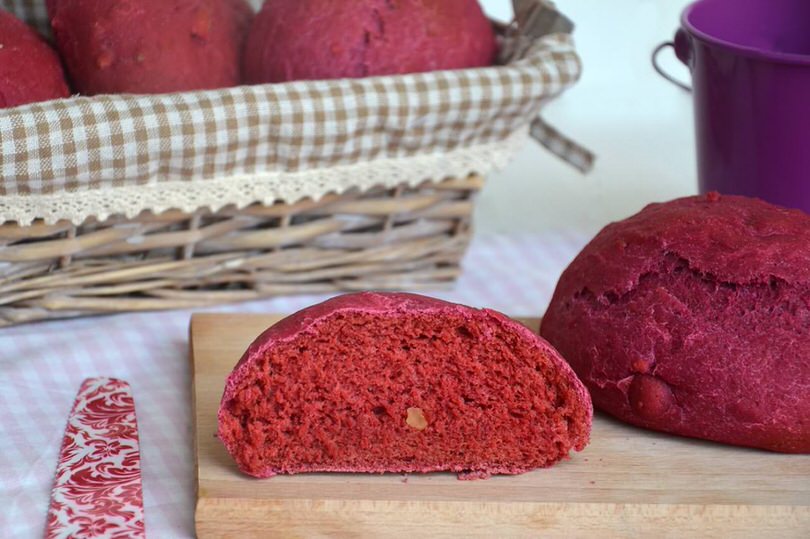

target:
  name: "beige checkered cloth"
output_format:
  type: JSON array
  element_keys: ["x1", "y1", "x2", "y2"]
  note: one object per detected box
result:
[{"x1": 0, "y1": 0, "x2": 583, "y2": 226}]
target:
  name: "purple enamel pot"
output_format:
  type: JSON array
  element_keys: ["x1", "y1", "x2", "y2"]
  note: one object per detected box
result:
[{"x1": 657, "y1": 0, "x2": 810, "y2": 213}]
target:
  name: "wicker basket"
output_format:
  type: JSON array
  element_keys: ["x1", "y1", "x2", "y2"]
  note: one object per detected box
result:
[
  {"x1": 0, "y1": 176, "x2": 480, "y2": 326},
  {"x1": 0, "y1": 0, "x2": 586, "y2": 326}
]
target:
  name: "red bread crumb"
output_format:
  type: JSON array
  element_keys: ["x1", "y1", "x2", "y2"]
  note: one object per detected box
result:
[
  {"x1": 541, "y1": 194, "x2": 810, "y2": 453},
  {"x1": 48, "y1": 0, "x2": 253, "y2": 95},
  {"x1": 218, "y1": 292, "x2": 592, "y2": 479},
  {"x1": 0, "y1": 10, "x2": 70, "y2": 108},
  {"x1": 243, "y1": 0, "x2": 497, "y2": 83}
]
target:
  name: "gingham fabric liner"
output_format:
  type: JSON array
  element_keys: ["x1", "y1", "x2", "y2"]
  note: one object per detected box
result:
[
  {"x1": 2, "y1": 129, "x2": 528, "y2": 225},
  {"x1": 0, "y1": 230, "x2": 591, "y2": 539},
  {"x1": 0, "y1": 0, "x2": 582, "y2": 226}
]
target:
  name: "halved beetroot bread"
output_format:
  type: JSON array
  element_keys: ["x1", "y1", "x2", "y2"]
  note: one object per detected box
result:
[
  {"x1": 540, "y1": 193, "x2": 810, "y2": 453},
  {"x1": 218, "y1": 292, "x2": 592, "y2": 479}
]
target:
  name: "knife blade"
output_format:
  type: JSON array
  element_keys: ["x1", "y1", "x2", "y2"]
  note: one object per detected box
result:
[{"x1": 45, "y1": 377, "x2": 145, "y2": 539}]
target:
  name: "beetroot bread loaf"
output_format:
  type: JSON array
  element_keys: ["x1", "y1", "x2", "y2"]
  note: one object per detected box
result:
[
  {"x1": 49, "y1": 0, "x2": 253, "y2": 95},
  {"x1": 540, "y1": 193, "x2": 810, "y2": 453},
  {"x1": 218, "y1": 292, "x2": 592, "y2": 479},
  {"x1": 243, "y1": 0, "x2": 497, "y2": 83},
  {"x1": 0, "y1": 9, "x2": 70, "y2": 108}
]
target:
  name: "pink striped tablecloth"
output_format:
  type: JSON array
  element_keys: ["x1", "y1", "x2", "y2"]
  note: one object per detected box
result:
[{"x1": 0, "y1": 230, "x2": 589, "y2": 539}]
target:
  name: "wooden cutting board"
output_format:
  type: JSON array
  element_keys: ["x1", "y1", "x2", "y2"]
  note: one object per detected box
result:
[{"x1": 191, "y1": 313, "x2": 810, "y2": 538}]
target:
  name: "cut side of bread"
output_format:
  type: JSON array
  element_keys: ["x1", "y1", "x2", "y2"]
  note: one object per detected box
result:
[{"x1": 218, "y1": 292, "x2": 592, "y2": 479}]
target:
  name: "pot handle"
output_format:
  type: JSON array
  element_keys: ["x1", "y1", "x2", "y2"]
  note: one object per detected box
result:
[{"x1": 652, "y1": 28, "x2": 692, "y2": 92}]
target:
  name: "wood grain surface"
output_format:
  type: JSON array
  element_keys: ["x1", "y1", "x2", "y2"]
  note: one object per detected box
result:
[{"x1": 191, "y1": 313, "x2": 810, "y2": 538}]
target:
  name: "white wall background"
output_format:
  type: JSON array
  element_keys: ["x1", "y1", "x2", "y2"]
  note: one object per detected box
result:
[{"x1": 476, "y1": 0, "x2": 696, "y2": 235}]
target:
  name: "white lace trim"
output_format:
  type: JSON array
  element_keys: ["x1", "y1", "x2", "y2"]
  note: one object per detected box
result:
[{"x1": 1, "y1": 130, "x2": 528, "y2": 226}]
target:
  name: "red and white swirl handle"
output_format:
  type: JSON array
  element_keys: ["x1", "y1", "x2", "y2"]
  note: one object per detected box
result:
[{"x1": 45, "y1": 378, "x2": 145, "y2": 539}]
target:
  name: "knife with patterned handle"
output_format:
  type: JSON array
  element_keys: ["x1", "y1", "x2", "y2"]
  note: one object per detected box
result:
[{"x1": 45, "y1": 378, "x2": 145, "y2": 539}]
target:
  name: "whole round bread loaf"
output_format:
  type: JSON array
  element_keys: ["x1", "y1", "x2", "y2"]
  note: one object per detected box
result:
[
  {"x1": 540, "y1": 193, "x2": 810, "y2": 453},
  {"x1": 219, "y1": 292, "x2": 592, "y2": 479},
  {"x1": 0, "y1": 9, "x2": 70, "y2": 108},
  {"x1": 243, "y1": 0, "x2": 497, "y2": 83},
  {"x1": 49, "y1": 0, "x2": 253, "y2": 95}
]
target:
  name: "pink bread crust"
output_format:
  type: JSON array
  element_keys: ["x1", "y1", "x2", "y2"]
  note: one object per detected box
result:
[
  {"x1": 219, "y1": 292, "x2": 593, "y2": 478},
  {"x1": 541, "y1": 194, "x2": 810, "y2": 453},
  {"x1": 49, "y1": 0, "x2": 253, "y2": 95},
  {"x1": 0, "y1": 10, "x2": 70, "y2": 108},
  {"x1": 243, "y1": 0, "x2": 497, "y2": 83}
]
